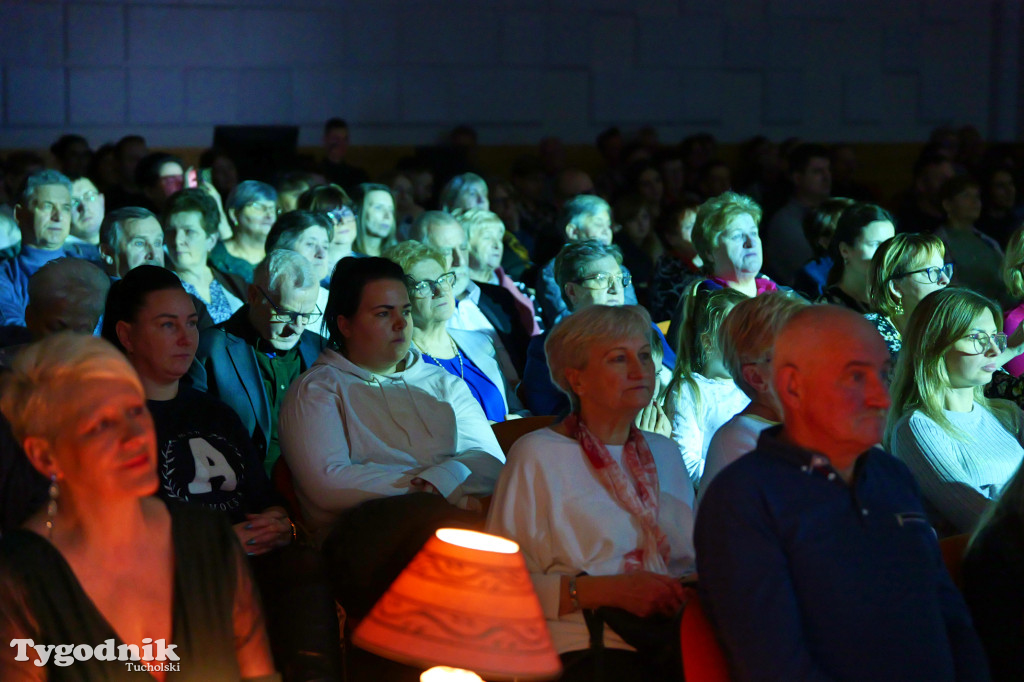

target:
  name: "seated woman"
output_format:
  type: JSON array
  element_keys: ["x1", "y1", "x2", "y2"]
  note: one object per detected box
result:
[
  {"x1": 888, "y1": 287, "x2": 1024, "y2": 535},
  {"x1": 865, "y1": 232, "x2": 951, "y2": 362},
  {"x1": 265, "y1": 210, "x2": 332, "y2": 336},
  {"x1": 699, "y1": 291, "x2": 807, "y2": 501},
  {"x1": 648, "y1": 199, "x2": 702, "y2": 323},
  {"x1": 963, "y1": 457, "x2": 1024, "y2": 681},
  {"x1": 164, "y1": 188, "x2": 247, "y2": 324},
  {"x1": 454, "y1": 207, "x2": 540, "y2": 336},
  {"x1": 487, "y1": 304, "x2": 695, "y2": 682},
  {"x1": 350, "y1": 183, "x2": 397, "y2": 257},
  {"x1": 297, "y1": 182, "x2": 361, "y2": 285},
  {"x1": 791, "y1": 196, "x2": 855, "y2": 300},
  {"x1": 101, "y1": 265, "x2": 341, "y2": 679},
  {"x1": 613, "y1": 193, "x2": 661, "y2": 303},
  {"x1": 0, "y1": 333, "x2": 276, "y2": 680},
  {"x1": 439, "y1": 172, "x2": 489, "y2": 212},
  {"x1": 664, "y1": 286, "x2": 750, "y2": 488},
  {"x1": 384, "y1": 240, "x2": 527, "y2": 422},
  {"x1": 212, "y1": 180, "x2": 279, "y2": 283},
  {"x1": 819, "y1": 203, "x2": 896, "y2": 313}
]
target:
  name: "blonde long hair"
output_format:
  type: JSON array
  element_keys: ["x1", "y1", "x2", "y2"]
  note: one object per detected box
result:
[{"x1": 886, "y1": 287, "x2": 1017, "y2": 445}]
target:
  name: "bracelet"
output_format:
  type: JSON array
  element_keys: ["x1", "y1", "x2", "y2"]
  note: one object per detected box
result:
[{"x1": 568, "y1": 575, "x2": 581, "y2": 611}]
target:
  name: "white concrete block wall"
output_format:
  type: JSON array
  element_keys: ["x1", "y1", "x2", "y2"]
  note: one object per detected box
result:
[{"x1": 0, "y1": 0, "x2": 1010, "y2": 150}]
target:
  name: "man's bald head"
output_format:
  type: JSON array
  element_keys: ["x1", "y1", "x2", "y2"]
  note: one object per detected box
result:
[
  {"x1": 772, "y1": 305, "x2": 891, "y2": 470},
  {"x1": 25, "y1": 258, "x2": 111, "y2": 338}
]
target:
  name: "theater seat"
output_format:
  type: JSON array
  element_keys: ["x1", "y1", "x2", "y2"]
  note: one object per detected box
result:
[
  {"x1": 491, "y1": 415, "x2": 558, "y2": 456},
  {"x1": 680, "y1": 598, "x2": 731, "y2": 682}
]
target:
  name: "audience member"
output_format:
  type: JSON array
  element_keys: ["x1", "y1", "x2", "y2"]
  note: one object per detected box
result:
[
  {"x1": 99, "y1": 206, "x2": 165, "y2": 278},
  {"x1": 665, "y1": 287, "x2": 749, "y2": 487},
  {"x1": 1, "y1": 151, "x2": 45, "y2": 214},
  {"x1": 165, "y1": 189, "x2": 246, "y2": 324},
  {"x1": 0, "y1": 333, "x2": 277, "y2": 679},
  {"x1": 385, "y1": 170, "x2": 423, "y2": 239},
  {"x1": 612, "y1": 192, "x2": 660, "y2": 301},
  {"x1": 212, "y1": 180, "x2": 278, "y2": 283},
  {"x1": 1003, "y1": 225, "x2": 1024, "y2": 377},
  {"x1": 896, "y1": 151, "x2": 955, "y2": 234},
  {"x1": 697, "y1": 305, "x2": 989, "y2": 681},
  {"x1": 489, "y1": 179, "x2": 534, "y2": 280},
  {"x1": 488, "y1": 304, "x2": 695, "y2": 682},
  {"x1": 320, "y1": 117, "x2": 369, "y2": 192},
  {"x1": 0, "y1": 170, "x2": 75, "y2": 326},
  {"x1": 820, "y1": 203, "x2": 896, "y2": 312},
  {"x1": 696, "y1": 159, "x2": 732, "y2": 200},
  {"x1": 133, "y1": 152, "x2": 186, "y2": 215},
  {"x1": 384, "y1": 240, "x2": 526, "y2": 422},
  {"x1": 49, "y1": 133, "x2": 91, "y2": 179},
  {"x1": 297, "y1": 182, "x2": 360, "y2": 284},
  {"x1": 865, "y1": 232, "x2": 951, "y2": 362},
  {"x1": 351, "y1": 182, "x2": 396, "y2": 257},
  {"x1": 791, "y1": 196, "x2": 855, "y2": 299},
  {"x1": 762, "y1": 143, "x2": 832, "y2": 285},
  {"x1": 977, "y1": 167, "x2": 1023, "y2": 247},
  {"x1": 888, "y1": 287, "x2": 1024, "y2": 535},
  {"x1": 439, "y1": 172, "x2": 489, "y2": 212},
  {"x1": 199, "y1": 147, "x2": 240, "y2": 203},
  {"x1": 65, "y1": 174, "x2": 105, "y2": 262},
  {"x1": 648, "y1": 199, "x2": 703, "y2": 322},
  {"x1": 936, "y1": 175, "x2": 1006, "y2": 304},
  {"x1": 264, "y1": 211, "x2": 333, "y2": 335},
  {"x1": 192, "y1": 251, "x2": 323, "y2": 475},
  {"x1": 0, "y1": 213, "x2": 18, "y2": 258},
  {"x1": 273, "y1": 171, "x2": 313, "y2": 214},
  {"x1": 829, "y1": 143, "x2": 875, "y2": 201},
  {"x1": 105, "y1": 134, "x2": 149, "y2": 209}
]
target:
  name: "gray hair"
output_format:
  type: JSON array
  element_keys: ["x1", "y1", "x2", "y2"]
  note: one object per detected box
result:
[
  {"x1": 559, "y1": 194, "x2": 611, "y2": 234},
  {"x1": 21, "y1": 169, "x2": 73, "y2": 205},
  {"x1": 545, "y1": 304, "x2": 652, "y2": 412},
  {"x1": 440, "y1": 172, "x2": 487, "y2": 212},
  {"x1": 452, "y1": 208, "x2": 505, "y2": 241},
  {"x1": 253, "y1": 249, "x2": 318, "y2": 297},
  {"x1": 553, "y1": 239, "x2": 623, "y2": 299},
  {"x1": 717, "y1": 291, "x2": 808, "y2": 399},
  {"x1": 100, "y1": 206, "x2": 158, "y2": 254},
  {"x1": 225, "y1": 180, "x2": 277, "y2": 216},
  {"x1": 408, "y1": 210, "x2": 461, "y2": 244}
]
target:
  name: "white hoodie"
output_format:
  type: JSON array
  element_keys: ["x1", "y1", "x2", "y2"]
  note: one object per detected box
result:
[{"x1": 279, "y1": 346, "x2": 505, "y2": 532}]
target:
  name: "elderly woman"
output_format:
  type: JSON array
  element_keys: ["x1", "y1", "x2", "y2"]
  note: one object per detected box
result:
[
  {"x1": 164, "y1": 188, "x2": 247, "y2": 324},
  {"x1": 211, "y1": 180, "x2": 279, "y2": 283},
  {"x1": 265, "y1": 211, "x2": 332, "y2": 335},
  {"x1": 820, "y1": 203, "x2": 896, "y2": 313},
  {"x1": 454, "y1": 207, "x2": 541, "y2": 336},
  {"x1": 488, "y1": 304, "x2": 696, "y2": 682},
  {"x1": 351, "y1": 183, "x2": 396, "y2": 257},
  {"x1": 0, "y1": 333, "x2": 276, "y2": 679},
  {"x1": 384, "y1": 240, "x2": 526, "y2": 422},
  {"x1": 864, "y1": 233, "x2": 951, "y2": 362},
  {"x1": 440, "y1": 172, "x2": 489, "y2": 212},
  {"x1": 297, "y1": 183, "x2": 361, "y2": 285}
]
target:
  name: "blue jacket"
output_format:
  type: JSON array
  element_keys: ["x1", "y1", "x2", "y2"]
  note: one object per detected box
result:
[
  {"x1": 189, "y1": 307, "x2": 324, "y2": 461},
  {"x1": 696, "y1": 426, "x2": 989, "y2": 682}
]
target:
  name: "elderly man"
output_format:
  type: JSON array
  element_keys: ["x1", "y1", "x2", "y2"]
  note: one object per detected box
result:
[
  {"x1": 695, "y1": 305, "x2": 989, "y2": 681},
  {"x1": 535, "y1": 194, "x2": 638, "y2": 328},
  {"x1": 99, "y1": 206, "x2": 165, "y2": 277},
  {"x1": 0, "y1": 170, "x2": 76, "y2": 326},
  {"x1": 191, "y1": 250, "x2": 324, "y2": 475},
  {"x1": 410, "y1": 210, "x2": 528, "y2": 380}
]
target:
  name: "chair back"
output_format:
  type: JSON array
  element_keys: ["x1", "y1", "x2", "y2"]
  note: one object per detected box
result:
[
  {"x1": 940, "y1": 532, "x2": 970, "y2": 589},
  {"x1": 680, "y1": 598, "x2": 731, "y2": 682},
  {"x1": 491, "y1": 415, "x2": 557, "y2": 456}
]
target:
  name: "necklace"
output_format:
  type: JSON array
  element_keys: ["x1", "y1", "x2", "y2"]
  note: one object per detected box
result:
[{"x1": 420, "y1": 335, "x2": 464, "y2": 379}]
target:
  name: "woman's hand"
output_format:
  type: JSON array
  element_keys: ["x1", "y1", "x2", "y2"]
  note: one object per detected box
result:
[
  {"x1": 566, "y1": 571, "x2": 687, "y2": 617},
  {"x1": 635, "y1": 402, "x2": 671, "y2": 438},
  {"x1": 199, "y1": 179, "x2": 234, "y2": 242},
  {"x1": 410, "y1": 477, "x2": 440, "y2": 495},
  {"x1": 233, "y1": 507, "x2": 293, "y2": 556}
]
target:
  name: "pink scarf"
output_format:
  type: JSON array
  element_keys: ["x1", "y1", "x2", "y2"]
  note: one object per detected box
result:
[{"x1": 564, "y1": 413, "x2": 671, "y2": 573}]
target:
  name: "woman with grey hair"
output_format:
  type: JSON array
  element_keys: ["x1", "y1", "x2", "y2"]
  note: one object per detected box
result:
[
  {"x1": 440, "y1": 172, "x2": 489, "y2": 212},
  {"x1": 210, "y1": 180, "x2": 279, "y2": 282},
  {"x1": 265, "y1": 210, "x2": 334, "y2": 335},
  {"x1": 487, "y1": 304, "x2": 695, "y2": 681}
]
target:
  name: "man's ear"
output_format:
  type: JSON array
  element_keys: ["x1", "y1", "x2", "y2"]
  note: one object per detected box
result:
[
  {"x1": 22, "y1": 436, "x2": 60, "y2": 481},
  {"x1": 774, "y1": 364, "x2": 801, "y2": 410},
  {"x1": 227, "y1": 208, "x2": 237, "y2": 227},
  {"x1": 564, "y1": 222, "x2": 580, "y2": 241},
  {"x1": 115, "y1": 320, "x2": 134, "y2": 355},
  {"x1": 563, "y1": 282, "x2": 579, "y2": 310}
]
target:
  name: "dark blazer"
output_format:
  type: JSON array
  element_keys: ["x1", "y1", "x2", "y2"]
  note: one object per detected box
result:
[
  {"x1": 189, "y1": 307, "x2": 324, "y2": 460},
  {"x1": 475, "y1": 281, "x2": 531, "y2": 377}
]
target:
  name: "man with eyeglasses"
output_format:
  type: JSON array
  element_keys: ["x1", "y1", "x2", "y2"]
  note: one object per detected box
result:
[
  {"x1": 191, "y1": 250, "x2": 325, "y2": 474},
  {"x1": 63, "y1": 176, "x2": 106, "y2": 263},
  {"x1": 0, "y1": 170, "x2": 78, "y2": 327}
]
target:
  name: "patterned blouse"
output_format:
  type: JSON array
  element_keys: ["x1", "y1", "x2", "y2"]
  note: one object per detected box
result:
[{"x1": 864, "y1": 313, "x2": 901, "y2": 363}]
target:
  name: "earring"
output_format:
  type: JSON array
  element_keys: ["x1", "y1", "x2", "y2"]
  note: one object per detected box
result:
[
  {"x1": 893, "y1": 300, "x2": 904, "y2": 316},
  {"x1": 46, "y1": 473, "x2": 59, "y2": 539}
]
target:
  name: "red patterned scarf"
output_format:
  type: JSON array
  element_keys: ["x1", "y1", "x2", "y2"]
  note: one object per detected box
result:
[{"x1": 564, "y1": 413, "x2": 671, "y2": 573}]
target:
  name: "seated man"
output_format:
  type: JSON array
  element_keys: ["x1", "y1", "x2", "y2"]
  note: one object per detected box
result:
[
  {"x1": 0, "y1": 170, "x2": 76, "y2": 326},
  {"x1": 535, "y1": 194, "x2": 638, "y2": 328},
  {"x1": 63, "y1": 174, "x2": 106, "y2": 263},
  {"x1": 99, "y1": 206, "x2": 165, "y2": 277},
  {"x1": 523, "y1": 240, "x2": 674, "y2": 416},
  {"x1": 696, "y1": 305, "x2": 988, "y2": 681},
  {"x1": 410, "y1": 211, "x2": 528, "y2": 380},
  {"x1": 192, "y1": 250, "x2": 324, "y2": 475}
]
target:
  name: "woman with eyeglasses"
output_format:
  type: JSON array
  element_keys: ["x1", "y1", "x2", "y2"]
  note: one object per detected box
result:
[
  {"x1": 265, "y1": 211, "x2": 333, "y2": 337},
  {"x1": 384, "y1": 241, "x2": 527, "y2": 423},
  {"x1": 865, "y1": 233, "x2": 952, "y2": 362},
  {"x1": 164, "y1": 188, "x2": 247, "y2": 324},
  {"x1": 297, "y1": 183, "x2": 363, "y2": 286},
  {"x1": 211, "y1": 180, "x2": 279, "y2": 283},
  {"x1": 887, "y1": 287, "x2": 1024, "y2": 536}
]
